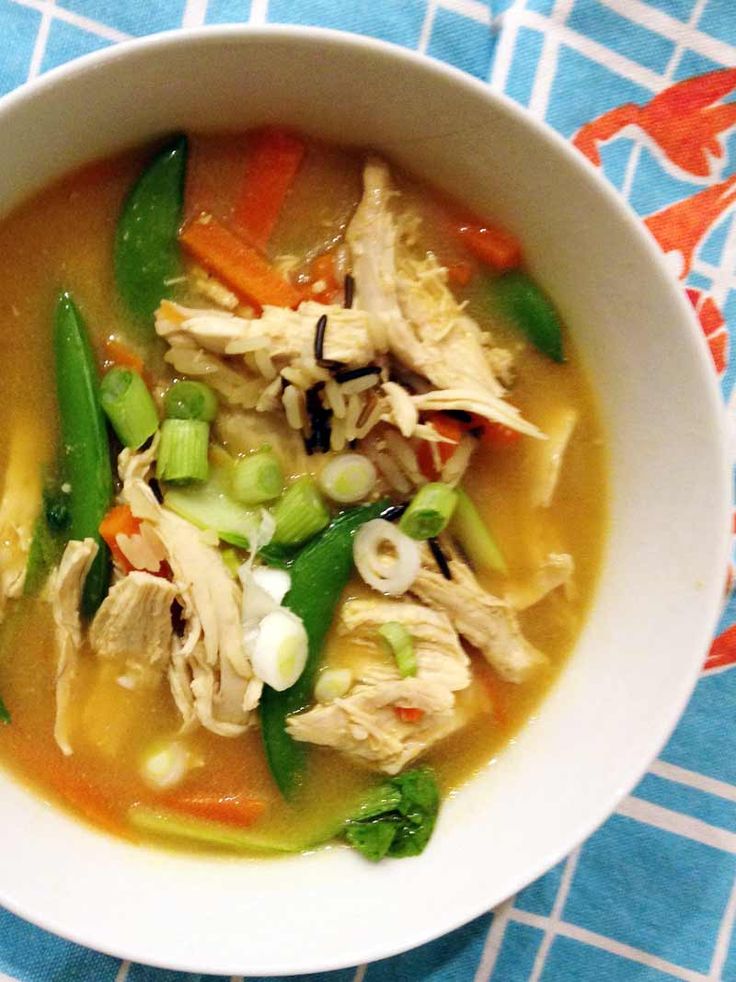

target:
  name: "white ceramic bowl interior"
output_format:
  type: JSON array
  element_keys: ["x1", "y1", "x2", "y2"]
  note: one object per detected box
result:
[{"x1": 0, "y1": 27, "x2": 730, "y2": 976}]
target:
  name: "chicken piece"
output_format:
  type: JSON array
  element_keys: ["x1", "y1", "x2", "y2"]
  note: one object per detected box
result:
[
  {"x1": 505, "y1": 553, "x2": 575, "y2": 610},
  {"x1": 157, "y1": 298, "x2": 383, "y2": 369},
  {"x1": 214, "y1": 409, "x2": 314, "y2": 478},
  {"x1": 346, "y1": 159, "x2": 539, "y2": 439},
  {"x1": 50, "y1": 538, "x2": 98, "y2": 755},
  {"x1": 0, "y1": 419, "x2": 44, "y2": 619},
  {"x1": 164, "y1": 343, "x2": 264, "y2": 408},
  {"x1": 89, "y1": 572, "x2": 177, "y2": 688},
  {"x1": 395, "y1": 251, "x2": 505, "y2": 398},
  {"x1": 121, "y1": 469, "x2": 261, "y2": 736},
  {"x1": 530, "y1": 405, "x2": 578, "y2": 507},
  {"x1": 287, "y1": 598, "x2": 471, "y2": 774},
  {"x1": 410, "y1": 542, "x2": 546, "y2": 683}
]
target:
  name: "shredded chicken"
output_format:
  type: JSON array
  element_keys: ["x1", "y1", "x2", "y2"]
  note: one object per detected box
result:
[
  {"x1": 157, "y1": 299, "x2": 384, "y2": 369},
  {"x1": 344, "y1": 157, "x2": 402, "y2": 353},
  {"x1": 531, "y1": 405, "x2": 578, "y2": 507},
  {"x1": 346, "y1": 159, "x2": 540, "y2": 439},
  {"x1": 410, "y1": 542, "x2": 546, "y2": 683},
  {"x1": 50, "y1": 538, "x2": 98, "y2": 755},
  {"x1": 505, "y1": 553, "x2": 575, "y2": 610},
  {"x1": 164, "y1": 344, "x2": 265, "y2": 408},
  {"x1": 89, "y1": 572, "x2": 177, "y2": 688},
  {"x1": 287, "y1": 598, "x2": 471, "y2": 773},
  {"x1": 0, "y1": 420, "x2": 44, "y2": 618},
  {"x1": 121, "y1": 463, "x2": 261, "y2": 737}
]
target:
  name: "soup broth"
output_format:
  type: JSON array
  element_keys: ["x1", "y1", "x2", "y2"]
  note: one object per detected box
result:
[{"x1": 0, "y1": 132, "x2": 606, "y2": 856}]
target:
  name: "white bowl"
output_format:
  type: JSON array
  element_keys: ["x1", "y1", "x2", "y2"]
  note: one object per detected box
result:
[{"x1": 0, "y1": 26, "x2": 730, "y2": 976}]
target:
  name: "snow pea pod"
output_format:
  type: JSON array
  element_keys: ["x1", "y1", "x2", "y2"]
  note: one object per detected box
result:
[
  {"x1": 260, "y1": 500, "x2": 388, "y2": 799},
  {"x1": 114, "y1": 135, "x2": 187, "y2": 326},
  {"x1": 488, "y1": 270, "x2": 565, "y2": 363},
  {"x1": 54, "y1": 292, "x2": 114, "y2": 617}
]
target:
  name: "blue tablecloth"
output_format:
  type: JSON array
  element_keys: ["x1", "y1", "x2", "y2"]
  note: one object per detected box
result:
[{"x1": 1, "y1": 1, "x2": 735, "y2": 979}]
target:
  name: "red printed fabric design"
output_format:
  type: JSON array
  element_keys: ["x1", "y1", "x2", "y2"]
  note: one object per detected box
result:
[{"x1": 573, "y1": 68, "x2": 736, "y2": 674}]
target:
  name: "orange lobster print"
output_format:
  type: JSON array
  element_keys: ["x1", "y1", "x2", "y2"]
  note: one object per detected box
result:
[
  {"x1": 574, "y1": 68, "x2": 736, "y2": 673},
  {"x1": 573, "y1": 67, "x2": 736, "y2": 181},
  {"x1": 573, "y1": 67, "x2": 736, "y2": 381}
]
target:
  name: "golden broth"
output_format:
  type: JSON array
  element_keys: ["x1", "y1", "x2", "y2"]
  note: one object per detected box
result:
[{"x1": 0, "y1": 136, "x2": 606, "y2": 853}]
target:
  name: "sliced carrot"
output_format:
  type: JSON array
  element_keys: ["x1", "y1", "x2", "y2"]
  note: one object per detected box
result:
[
  {"x1": 233, "y1": 127, "x2": 306, "y2": 250},
  {"x1": 454, "y1": 217, "x2": 522, "y2": 271},
  {"x1": 479, "y1": 420, "x2": 522, "y2": 449},
  {"x1": 416, "y1": 412, "x2": 464, "y2": 480},
  {"x1": 180, "y1": 216, "x2": 302, "y2": 311},
  {"x1": 184, "y1": 133, "x2": 249, "y2": 225},
  {"x1": 163, "y1": 792, "x2": 266, "y2": 828},
  {"x1": 394, "y1": 706, "x2": 425, "y2": 724},
  {"x1": 104, "y1": 337, "x2": 144, "y2": 375},
  {"x1": 99, "y1": 504, "x2": 141, "y2": 573},
  {"x1": 445, "y1": 260, "x2": 474, "y2": 287}
]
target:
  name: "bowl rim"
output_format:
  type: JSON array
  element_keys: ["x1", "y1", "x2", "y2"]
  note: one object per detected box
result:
[{"x1": 0, "y1": 22, "x2": 731, "y2": 976}]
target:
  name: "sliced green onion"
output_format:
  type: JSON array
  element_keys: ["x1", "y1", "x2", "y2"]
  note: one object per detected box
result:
[
  {"x1": 231, "y1": 451, "x2": 284, "y2": 506},
  {"x1": 164, "y1": 380, "x2": 218, "y2": 422},
  {"x1": 319, "y1": 453, "x2": 377, "y2": 504},
  {"x1": 271, "y1": 476, "x2": 330, "y2": 546},
  {"x1": 379, "y1": 622, "x2": 417, "y2": 677},
  {"x1": 450, "y1": 488, "x2": 507, "y2": 575},
  {"x1": 99, "y1": 367, "x2": 159, "y2": 449},
  {"x1": 399, "y1": 482, "x2": 458, "y2": 540},
  {"x1": 157, "y1": 419, "x2": 209, "y2": 485},
  {"x1": 314, "y1": 667, "x2": 353, "y2": 702}
]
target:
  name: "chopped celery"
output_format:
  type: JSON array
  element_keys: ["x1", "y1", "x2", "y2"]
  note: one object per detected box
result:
[
  {"x1": 271, "y1": 475, "x2": 330, "y2": 546},
  {"x1": 157, "y1": 419, "x2": 209, "y2": 484},
  {"x1": 100, "y1": 368, "x2": 159, "y2": 449},
  {"x1": 450, "y1": 488, "x2": 507, "y2": 575},
  {"x1": 129, "y1": 803, "x2": 311, "y2": 854},
  {"x1": 379, "y1": 622, "x2": 417, "y2": 677},
  {"x1": 232, "y1": 451, "x2": 284, "y2": 506},
  {"x1": 163, "y1": 456, "x2": 259, "y2": 548},
  {"x1": 399, "y1": 482, "x2": 457, "y2": 540},
  {"x1": 164, "y1": 380, "x2": 218, "y2": 422}
]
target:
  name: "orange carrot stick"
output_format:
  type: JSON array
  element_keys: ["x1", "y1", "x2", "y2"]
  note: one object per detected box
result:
[
  {"x1": 99, "y1": 504, "x2": 141, "y2": 572},
  {"x1": 416, "y1": 412, "x2": 464, "y2": 480},
  {"x1": 163, "y1": 793, "x2": 266, "y2": 828},
  {"x1": 104, "y1": 338, "x2": 144, "y2": 375},
  {"x1": 394, "y1": 706, "x2": 425, "y2": 724},
  {"x1": 233, "y1": 128, "x2": 306, "y2": 250},
  {"x1": 180, "y1": 216, "x2": 302, "y2": 310},
  {"x1": 454, "y1": 218, "x2": 522, "y2": 271}
]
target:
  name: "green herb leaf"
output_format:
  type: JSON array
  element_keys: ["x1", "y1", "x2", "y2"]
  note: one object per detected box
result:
[
  {"x1": 0, "y1": 694, "x2": 10, "y2": 725},
  {"x1": 343, "y1": 766, "x2": 440, "y2": 861},
  {"x1": 344, "y1": 818, "x2": 399, "y2": 862}
]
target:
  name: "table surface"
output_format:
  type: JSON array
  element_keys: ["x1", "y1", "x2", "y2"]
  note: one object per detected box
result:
[{"x1": 0, "y1": 2, "x2": 735, "y2": 980}]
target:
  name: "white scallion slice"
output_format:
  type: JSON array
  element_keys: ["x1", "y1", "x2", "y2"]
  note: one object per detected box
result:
[
  {"x1": 252, "y1": 610, "x2": 308, "y2": 691},
  {"x1": 353, "y1": 518, "x2": 421, "y2": 596},
  {"x1": 319, "y1": 453, "x2": 377, "y2": 504},
  {"x1": 314, "y1": 667, "x2": 353, "y2": 702},
  {"x1": 251, "y1": 566, "x2": 291, "y2": 605},
  {"x1": 140, "y1": 739, "x2": 198, "y2": 791}
]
